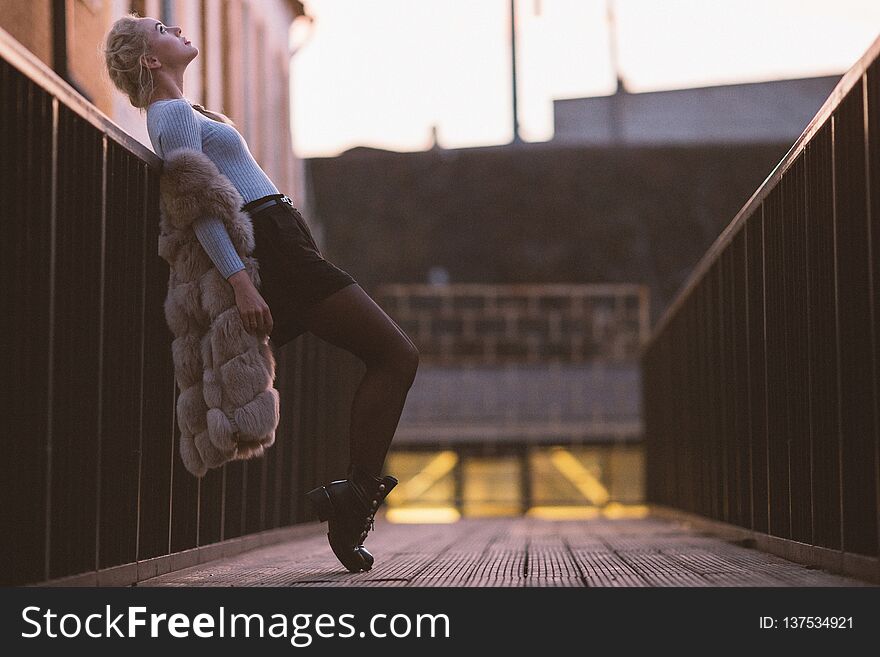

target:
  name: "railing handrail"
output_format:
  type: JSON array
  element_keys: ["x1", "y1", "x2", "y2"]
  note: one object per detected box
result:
[
  {"x1": 0, "y1": 25, "x2": 161, "y2": 167},
  {"x1": 645, "y1": 31, "x2": 880, "y2": 350}
]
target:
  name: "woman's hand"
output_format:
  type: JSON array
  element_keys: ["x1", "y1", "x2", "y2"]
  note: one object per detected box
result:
[{"x1": 227, "y1": 270, "x2": 273, "y2": 337}]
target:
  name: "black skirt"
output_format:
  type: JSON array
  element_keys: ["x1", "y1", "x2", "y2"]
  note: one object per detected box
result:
[{"x1": 247, "y1": 198, "x2": 357, "y2": 349}]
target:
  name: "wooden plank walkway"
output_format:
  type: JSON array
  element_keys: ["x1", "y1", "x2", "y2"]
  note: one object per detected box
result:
[{"x1": 137, "y1": 516, "x2": 874, "y2": 587}]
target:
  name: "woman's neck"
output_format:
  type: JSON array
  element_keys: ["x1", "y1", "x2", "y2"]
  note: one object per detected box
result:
[
  {"x1": 149, "y1": 74, "x2": 186, "y2": 104},
  {"x1": 149, "y1": 91, "x2": 186, "y2": 103}
]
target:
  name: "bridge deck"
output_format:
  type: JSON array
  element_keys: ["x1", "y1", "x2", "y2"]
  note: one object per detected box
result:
[{"x1": 137, "y1": 516, "x2": 873, "y2": 587}]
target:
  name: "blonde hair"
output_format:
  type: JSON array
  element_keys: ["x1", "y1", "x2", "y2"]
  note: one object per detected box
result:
[
  {"x1": 102, "y1": 11, "x2": 237, "y2": 127},
  {"x1": 103, "y1": 12, "x2": 154, "y2": 110}
]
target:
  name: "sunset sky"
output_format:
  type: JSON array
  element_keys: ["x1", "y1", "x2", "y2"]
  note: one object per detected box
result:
[{"x1": 289, "y1": 0, "x2": 880, "y2": 157}]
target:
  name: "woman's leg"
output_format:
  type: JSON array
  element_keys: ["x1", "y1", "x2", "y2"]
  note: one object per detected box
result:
[{"x1": 298, "y1": 283, "x2": 419, "y2": 477}]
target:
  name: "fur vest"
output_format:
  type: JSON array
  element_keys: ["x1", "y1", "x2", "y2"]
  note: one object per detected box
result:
[{"x1": 157, "y1": 148, "x2": 279, "y2": 478}]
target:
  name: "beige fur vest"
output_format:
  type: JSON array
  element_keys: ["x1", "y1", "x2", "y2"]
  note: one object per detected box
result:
[{"x1": 157, "y1": 148, "x2": 279, "y2": 478}]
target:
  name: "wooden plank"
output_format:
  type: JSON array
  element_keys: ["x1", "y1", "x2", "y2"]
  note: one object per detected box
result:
[{"x1": 615, "y1": 552, "x2": 714, "y2": 587}]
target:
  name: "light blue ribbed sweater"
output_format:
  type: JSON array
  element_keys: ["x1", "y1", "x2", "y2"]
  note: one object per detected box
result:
[{"x1": 146, "y1": 98, "x2": 281, "y2": 279}]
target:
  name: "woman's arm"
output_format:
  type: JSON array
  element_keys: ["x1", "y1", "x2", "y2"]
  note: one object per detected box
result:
[
  {"x1": 192, "y1": 216, "x2": 246, "y2": 280},
  {"x1": 157, "y1": 101, "x2": 247, "y2": 281},
  {"x1": 158, "y1": 102, "x2": 270, "y2": 334}
]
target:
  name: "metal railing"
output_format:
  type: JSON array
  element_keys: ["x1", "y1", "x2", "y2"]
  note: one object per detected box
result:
[
  {"x1": 1, "y1": 27, "x2": 361, "y2": 585},
  {"x1": 642, "y1": 35, "x2": 880, "y2": 558}
]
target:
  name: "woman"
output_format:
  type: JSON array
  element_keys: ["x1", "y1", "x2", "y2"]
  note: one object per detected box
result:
[{"x1": 103, "y1": 14, "x2": 419, "y2": 573}]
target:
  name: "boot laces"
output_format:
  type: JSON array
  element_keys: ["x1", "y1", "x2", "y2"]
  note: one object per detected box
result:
[
  {"x1": 359, "y1": 514, "x2": 375, "y2": 541},
  {"x1": 354, "y1": 475, "x2": 389, "y2": 541},
  {"x1": 361, "y1": 496, "x2": 381, "y2": 538}
]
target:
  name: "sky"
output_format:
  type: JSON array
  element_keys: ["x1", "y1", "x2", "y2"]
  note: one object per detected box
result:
[{"x1": 289, "y1": 0, "x2": 880, "y2": 157}]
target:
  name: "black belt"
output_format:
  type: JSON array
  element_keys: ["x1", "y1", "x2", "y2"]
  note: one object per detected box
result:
[{"x1": 242, "y1": 194, "x2": 293, "y2": 214}]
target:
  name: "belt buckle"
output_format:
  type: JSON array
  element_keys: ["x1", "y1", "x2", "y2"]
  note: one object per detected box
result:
[{"x1": 280, "y1": 195, "x2": 293, "y2": 206}]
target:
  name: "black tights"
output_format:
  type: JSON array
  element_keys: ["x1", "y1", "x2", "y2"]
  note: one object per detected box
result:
[{"x1": 299, "y1": 283, "x2": 419, "y2": 478}]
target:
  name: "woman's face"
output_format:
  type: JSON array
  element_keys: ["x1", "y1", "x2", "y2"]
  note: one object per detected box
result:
[{"x1": 139, "y1": 17, "x2": 198, "y2": 69}]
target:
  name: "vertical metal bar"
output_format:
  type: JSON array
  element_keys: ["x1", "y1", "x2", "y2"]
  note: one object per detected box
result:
[
  {"x1": 868, "y1": 65, "x2": 880, "y2": 557},
  {"x1": 135, "y1": 160, "x2": 147, "y2": 563},
  {"x1": 239, "y1": 460, "x2": 247, "y2": 539},
  {"x1": 509, "y1": 0, "x2": 520, "y2": 144},
  {"x1": 43, "y1": 95, "x2": 59, "y2": 582},
  {"x1": 831, "y1": 115, "x2": 846, "y2": 551},
  {"x1": 784, "y1": 178, "x2": 793, "y2": 541},
  {"x1": 733, "y1": 233, "x2": 749, "y2": 528},
  {"x1": 196, "y1": 478, "x2": 201, "y2": 547},
  {"x1": 290, "y1": 338, "x2": 305, "y2": 522},
  {"x1": 272, "y1": 376, "x2": 285, "y2": 528},
  {"x1": 765, "y1": 184, "x2": 791, "y2": 540},
  {"x1": 220, "y1": 466, "x2": 227, "y2": 542},
  {"x1": 259, "y1": 450, "x2": 268, "y2": 532},
  {"x1": 315, "y1": 338, "x2": 327, "y2": 478},
  {"x1": 167, "y1": 376, "x2": 175, "y2": 555},
  {"x1": 761, "y1": 203, "x2": 771, "y2": 532},
  {"x1": 718, "y1": 255, "x2": 728, "y2": 523},
  {"x1": 744, "y1": 218, "x2": 754, "y2": 531},
  {"x1": 803, "y1": 152, "x2": 815, "y2": 547},
  {"x1": 790, "y1": 154, "x2": 813, "y2": 544},
  {"x1": 94, "y1": 127, "x2": 107, "y2": 571}
]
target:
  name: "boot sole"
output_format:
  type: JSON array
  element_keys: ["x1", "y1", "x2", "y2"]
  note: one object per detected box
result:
[
  {"x1": 330, "y1": 540, "x2": 371, "y2": 572},
  {"x1": 305, "y1": 486, "x2": 334, "y2": 522}
]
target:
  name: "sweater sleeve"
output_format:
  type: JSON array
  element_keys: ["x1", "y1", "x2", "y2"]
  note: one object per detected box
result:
[
  {"x1": 157, "y1": 101, "x2": 246, "y2": 280},
  {"x1": 193, "y1": 216, "x2": 247, "y2": 280}
]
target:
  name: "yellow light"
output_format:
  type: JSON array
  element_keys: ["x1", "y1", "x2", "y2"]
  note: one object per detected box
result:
[
  {"x1": 391, "y1": 451, "x2": 458, "y2": 503},
  {"x1": 601, "y1": 503, "x2": 649, "y2": 519},
  {"x1": 526, "y1": 505, "x2": 602, "y2": 520},
  {"x1": 526, "y1": 504, "x2": 650, "y2": 520},
  {"x1": 385, "y1": 506, "x2": 461, "y2": 524},
  {"x1": 549, "y1": 448, "x2": 611, "y2": 506}
]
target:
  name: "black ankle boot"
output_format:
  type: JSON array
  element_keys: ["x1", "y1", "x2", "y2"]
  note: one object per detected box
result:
[{"x1": 305, "y1": 465, "x2": 398, "y2": 572}]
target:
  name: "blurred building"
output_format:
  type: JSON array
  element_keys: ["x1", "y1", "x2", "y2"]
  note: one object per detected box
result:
[
  {"x1": 0, "y1": 0, "x2": 310, "y2": 205},
  {"x1": 378, "y1": 283, "x2": 647, "y2": 446},
  {"x1": 377, "y1": 283, "x2": 648, "y2": 519},
  {"x1": 553, "y1": 75, "x2": 841, "y2": 145},
  {"x1": 307, "y1": 140, "x2": 791, "y2": 326}
]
